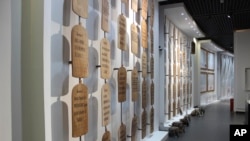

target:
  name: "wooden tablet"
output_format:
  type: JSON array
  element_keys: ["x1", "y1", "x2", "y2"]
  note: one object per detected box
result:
[
  {"x1": 141, "y1": 110, "x2": 147, "y2": 139},
  {"x1": 150, "y1": 107, "x2": 154, "y2": 133},
  {"x1": 131, "y1": 23, "x2": 138, "y2": 55},
  {"x1": 142, "y1": 79, "x2": 147, "y2": 109},
  {"x1": 150, "y1": 0, "x2": 154, "y2": 27},
  {"x1": 141, "y1": 20, "x2": 148, "y2": 49},
  {"x1": 142, "y1": 51, "x2": 147, "y2": 78},
  {"x1": 118, "y1": 66, "x2": 127, "y2": 102},
  {"x1": 72, "y1": 0, "x2": 88, "y2": 18},
  {"x1": 151, "y1": 81, "x2": 154, "y2": 105},
  {"x1": 131, "y1": 116, "x2": 138, "y2": 141},
  {"x1": 102, "y1": 0, "x2": 110, "y2": 32},
  {"x1": 150, "y1": 28, "x2": 154, "y2": 54},
  {"x1": 100, "y1": 38, "x2": 111, "y2": 79},
  {"x1": 141, "y1": 0, "x2": 148, "y2": 19},
  {"x1": 102, "y1": 131, "x2": 111, "y2": 141},
  {"x1": 101, "y1": 83, "x2": 111, "y2": 126},
  {"x1": 132, "y1": 67, "x2": 138, "y2": 101},
  {"x1": 150, "y1": 56, "x2": 154, "y2": 79},
  {"x1": 118, "y1": 123, "x2": 126, "y2": 141},
  {"x1": 118, "y1": 14, "x2": 127, "y2": 51},
  {"x1": 131, "y1": 0, "x2": 138, "y2": 12},
  {"x1": 72, "y1": 83, "x2": 88, "y2": 137},
  {"x1": 71, "y1": 24, "x2": 89, "y2": 78}
]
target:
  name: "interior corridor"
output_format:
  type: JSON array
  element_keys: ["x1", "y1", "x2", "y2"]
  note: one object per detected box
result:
[{"x1": 167, "y1": 100, "x2": 246, "y2": 141}]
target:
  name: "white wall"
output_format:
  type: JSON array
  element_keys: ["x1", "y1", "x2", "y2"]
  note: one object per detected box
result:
[
  {"x1": 0, "y1": 0, "x2": 12, "y2": 140},
  {"x1": 43, "y1": 0, "x2": 160, "y2": 140},
  {"x1": 234, "y1": 29, "x2": 250, "y2": 112}
]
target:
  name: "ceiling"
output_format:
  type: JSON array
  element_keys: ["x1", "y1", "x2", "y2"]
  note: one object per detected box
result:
[{"x1": 159, "y1": 0, "x2": 250, "y2": 53}]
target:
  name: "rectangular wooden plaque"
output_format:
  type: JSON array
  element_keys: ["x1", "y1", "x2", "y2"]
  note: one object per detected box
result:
[
  {"x1": 150, "y1": 0, "x2": 154, "y2": 27},
  {"x1": 72, "y1": 0, "x2": 88, "y2": 18},
  {"x1": 131, "y1": 0, "x2": 138, "y2": 12},
  {"x1": 150, "y1": 107, "x2": 154, "y2": 133},
  {"x1": 141, "y1": 20, "x2": 148, "y2": 48},
  {"x1": 100, "y1": 38, "x2": 111, "y2": 79},
  {"x1": 141, "y1": 0, "x2": 148, "y2": 19},
  {"x1": 71, "y1": 25, "x2": 89, "y2": 78},
  {"x1": 102, "y1": 131, "x2": 111, "y2": 141},
  {"x1": 142, "y1": 79, "x2": 147, "y2": 109},
  {"x1": 72, "y1": 83, "x2": 88, "y2": 137},
  {"x1": 101, "y1": 84, "x2": 111, "y2": 126},
  {"x1": 132, "y1": 67, "x2": 138, "y2": 101},
  {"x1": 150, "y1": 29, "x2": 154, "y2": 54},
  {"x1": 142, "y1": 51, "x2": 147, "y2": 78},
  {"x1": 141, "y1": 110, "x2": 147, "y2": 139},
  {"x1": 102, "y1": 0, "x2": 110, "y2": 32},
  {"x1": 119, "y1": 123, "x2": 126, "y2": 141},
  {"x1": 131, "y1": 116, "x2": 138, "y2": 141},
  {"x1": 131, "y1": 23, "x2": 138, "y2": 55},
  {"x1": 150, "y1": 56, "x2": 154, "y2": 79},
  {"x1": 118, "y1": 66, "x2": 127, "y2": 102},
  {"x1": 118, "y1": 14, "x2": 127, "y2": 51},
  {"x1": 151, "y1": 81, "x2": 154, "y2": 105}
]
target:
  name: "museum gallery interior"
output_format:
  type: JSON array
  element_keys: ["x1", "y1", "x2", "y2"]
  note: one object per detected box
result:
[{"x1": 1, "y1": 0, "x2": 250, "y2": 141}]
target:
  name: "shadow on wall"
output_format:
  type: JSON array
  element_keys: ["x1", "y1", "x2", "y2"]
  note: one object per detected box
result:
[{"x1": 51, "y1": 0, "x2": 71, "y2": 26}]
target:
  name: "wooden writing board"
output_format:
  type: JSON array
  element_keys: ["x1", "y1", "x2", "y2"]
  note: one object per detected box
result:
[
  {"x1": 100, "y1": 38, "x2": 111, "y2": 79},
  {"x1": 131, "y1": 116, "x2": 137, "y2": 141},
  {"x1": 102, "y1": 131, "x2": 111, "y2": 141},
  {"x1": 131, "y1": 0, "x2": 138, "y2": 12},
  {"x1": 118, "y1": 66, "x2": 127, "y2": 102},
  {"x1": 102, "y1": 0, "x2": 110, "y2": 32},
  {"x1": 142, "y1": 79, "x2": 147, "y2": 109},
  {"x1": 101, "y1": 84, "x2": 111, "y2": 126},
  {"x1": 150, "y1": 29, "x2": 154, "y2": 54},
  {"x1": 142, "y1": 51, "x2": 147, "y2": 78},
  {"x1": 71, "y1": 24, "x2": 89, "y2": 78},
  {"x1": 72, "y1": 83, "x2": 88, "y2": 137},
  {"x1": 132, "y1": 67, "x2": 138, "y2": 101},
  {"x1": 150, "y1": 0, "x2": 154, "y2": 27},
  {"x1": 150, "y1": 56, "x2": 154, "y2": 79},
  {"x1": 131, "y1": 23, "x2": 138, "y2": 55},
  {"x1": 141, "y1": 110, "x2": 147, "y2": 139},
  {"x1": 150, "y1": 107, "x2": 154, "y2": 133},
  {"x1": 118, "y1": 123, "x2": 126, "y2": 141},
  {"x1": 118, "y1": 14, "x2": 127, "y2": 51},
  {"x1": 72, "y1": 0, "x2": 88, "y2": 18},
  {"x1": 151, "y1": 81, "x2": 154, "y2": 105},
  {"x1": 141, "y1": 0, "x2": 148, "y2": 19},
  {"x1": 141, "y1": 20, "x2": 148, "y2": 48}
]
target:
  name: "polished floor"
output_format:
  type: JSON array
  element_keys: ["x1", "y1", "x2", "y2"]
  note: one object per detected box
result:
[{"x1": 167, "y1": 100, "x2": 246, "y2": 141}]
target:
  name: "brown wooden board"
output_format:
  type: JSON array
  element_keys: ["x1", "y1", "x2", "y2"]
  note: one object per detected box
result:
[
  {"x1": 131, "y1": 116, "x2": 138, "y2": 141},
  {"x1": 141, "y1": 20, "x2": 148, "y2": 49},
  {"x1": 173, "y1": 83, "x2": 176, "y2": 116},
  {"x1": 142, "y1": 51, "x2": 147, "y2": 78},
  {"x1": 150, "y1": 28, "x2": 154, "y2": 54},
  {"x1": 168, "y1": 83, "x2": 171, "y2": 120},
  {"x1": 118, "y1": 123, "x2": 126, "y2": 141},
  {"x1": 118, "y1": 66, "x2": 127, "y2": 102},
  {"x1": 151, "y1": 81, "x2": 154, "y2": 105},
  {"x1": 150, "y1": 0, "x2": 154, "y2": 27},
  {"x1": 131, "y1": 0, "x2": 138, "y2": 12},
  {"x1": 141, "y1": 0, "x2": 148, "y2": 19},
  {"x1": 72, "y1": 0, "x2": 88, "y2": 18},
  {"x1": 72, "y1": 83, "x2": 88, "y2": 137},
  {"x1": 141, "y1": 110, "x2": 147, "y2": 139},
  {"x1": 100, "y1": 38, "x2": 111, "y2": 79},
  {"x1": 71, "y1": 24, "x2": 89, "y2": 78},
  {"x1": 102, "y1": 0, "x2": 110, "y2": 32},
  {"x1": 118, "y1": 14, "x2": 127, "y2": 51},
  {"x1": 150, "y1": 107, "x2": 154, "y2": 133},
  {"x1": 101, "y1": 84, "x2": 111, "y2": 126},
  {"x1": 150, "y1": 56, "x2": 154, "y2": 79},
  {"x1": 102, "y1": 131, "x2": 111, "y2": 141},
  {"x1": 131, "y1": 23, "x2": 138, "y2": 55},
  {"x1": 142, "y1": 79, "x2": 147, "y2": 109},
  {"x1": 132, "y1": 67, "x2": 138, "y2": 101}
]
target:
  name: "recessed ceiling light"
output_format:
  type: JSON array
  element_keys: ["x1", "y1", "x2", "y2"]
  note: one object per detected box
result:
[
  {"x1": 190, "y1": 25, "x2": 193, "y2": 28},
  {"x1": 185, "y1": 17, "x2": 188, "y2": 20},
  {"x1": 181, "y1": 13, "x2": 184, "y2": 16}
]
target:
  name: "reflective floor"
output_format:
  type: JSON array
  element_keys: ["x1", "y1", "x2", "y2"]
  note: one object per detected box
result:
[{"x1": 167, "y1": 99, "x2": 246, "y2": 141}]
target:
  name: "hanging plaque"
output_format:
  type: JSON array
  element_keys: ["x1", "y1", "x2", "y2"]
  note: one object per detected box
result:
[
  {"x1": 72, "y1": 0, "x2": 88, "y2": 18},
  {"x1": 132, "y1": 67, "x2": 138, "y2": 101},
  {"x1": 150, "y1": 0, "x2": 154, "y2": 27},
  {"x1": 102, "y1": 131, "x2": 111, "y2": 141},
  {"x1": 142, "y1": 51, "x2": 147, "y2": 78},
  {"x1": 168, "y1": 83, "x2": 171, "y2": 119},
  {"x1": 142, "y1": 79, "x2": 147, "y2": 109},
  {"x1": 102, "y1": 0, "x2": 109, "y2": 32},
  {"x1": 131, "y1": 0, "x2": 138, "y2": 12},
  {"x1": 101, "y1": 84, "x2": 111, "y2": 126},
  {"x1": 131, "y1": 116, "x2": 137, "y2": 141},
  {"x1": 173, "y1": 83, "x2": 176, "y2": 116},
  {"x1": 173, "y1": 63, "x2": 176, "y2": 76},
  {"x1": 141, "y1": 110, "x2": 147, "y2": 139},
  {"x1": 131, "y1": 23, "x2": 138, "y2": 55},
  {"x1": 118, "y1": 66, "x2": 127, "y2": 102},
  {"x1": 118, "y1": 14, "x2": 127, "y2": 51},
  {"x1": 150, "y1": 107, "x2": 154, "y2": 133},
  {"x1": 151, "y1": 81, "x2": 154, "y2": 105},
  {"x1": 71, "y1": 24, "x2": 89, "y2": 78},
  {"x1": 150, "y1": 29, "x2": 154, "y2": 54},
  {"x1": 141, "y1": 20, "x2": 148, "y2": 48},
  {"x1": 118, "y1": 123, "x2": 126, "y2": 141},
  {"x1": 100, "y1": 38, "x2": 111, "y2": 79},
  {"x1": 150, "y1": 56, "x2": 154, "y2": 79},
  {"x1": 72, "y1": 83, "x2": 88, "y2": 137},
  {"x1": 141, "y1": 0, "x2": 148, "y2": 19}
]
